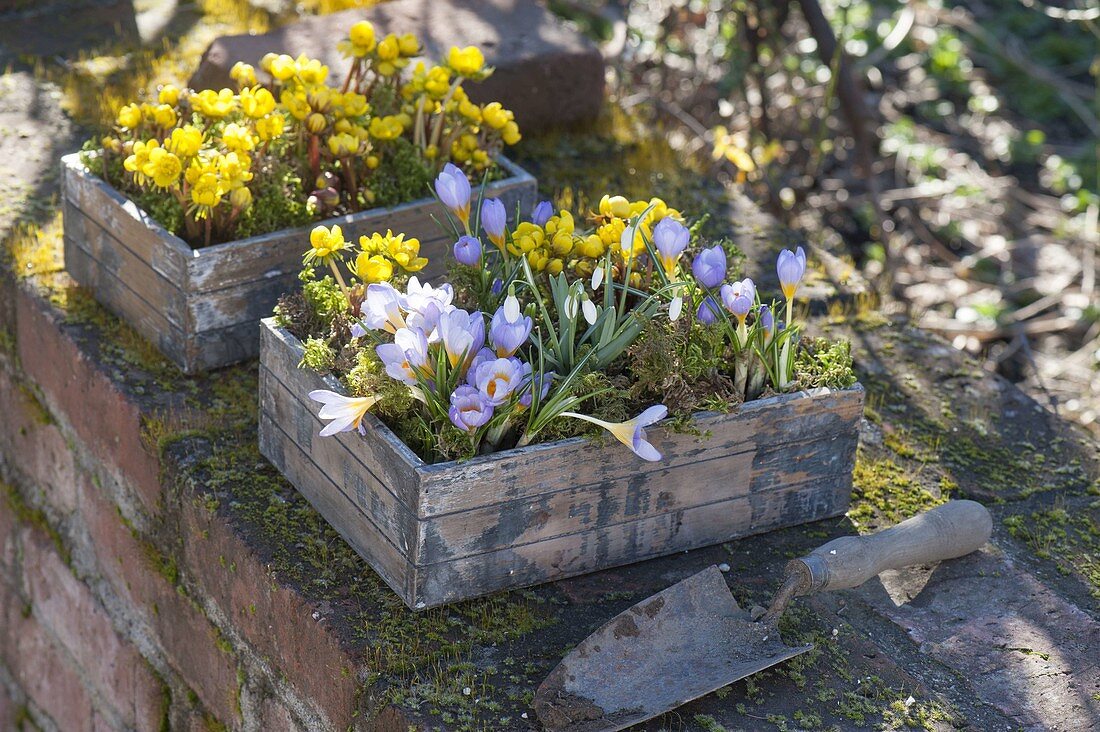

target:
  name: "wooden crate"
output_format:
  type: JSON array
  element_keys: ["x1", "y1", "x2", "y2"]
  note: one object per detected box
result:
[
  {"x1": 61, "y1": 153, "x2": 538, "y2": 374},
  {"x1": 258, "y1": 318, "x2": 864, "y2": 609}
]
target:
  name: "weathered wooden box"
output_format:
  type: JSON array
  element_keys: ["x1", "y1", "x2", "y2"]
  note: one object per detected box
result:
[
  {"x1": 61, "y1": 153, "x2": 537, "y2": 374},
  {"x1": 258, "y1": 318, "x2": 864, "y2": 609}
]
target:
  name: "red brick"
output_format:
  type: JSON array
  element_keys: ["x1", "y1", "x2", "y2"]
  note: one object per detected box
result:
[
  {"x1": 0, "y1": 569, "x2": 99, "y2": 732},
  {"x1": 0, "y1": 366, "x2": 79, "y2": 516},
  {"x1": 23, "y1": 529, "x2": 165, "y2": 730},
  {"x1": 259, "y1": 696, "x2": 300, "y2": 732},
  {"x1": 76, "y1": 473, "x2": 240, "y2": 724},
  {"x1": 181, "y1": 497, "x2": 359, "y2": 728},
  {"x1": 15, "y1": 287, "x2": 161, "y2": 514}
]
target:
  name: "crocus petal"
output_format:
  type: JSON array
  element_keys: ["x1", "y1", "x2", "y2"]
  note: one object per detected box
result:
[
  {"x1": 319, "y1": 414, "x2": 357, "y2": 437},
  {"x1": 636, "y1": 404, "x2": 668, "y2": 427},
  {"x1": 631, "y1": 430, "x2": 662, "y2": 462}
]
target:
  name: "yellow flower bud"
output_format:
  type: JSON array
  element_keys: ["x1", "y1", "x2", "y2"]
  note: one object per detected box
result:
[
  {"x1": 366, "y1": 155, "x2": 379, "y2": 169},
  {"x1": 230, "y1": 186, "x2": 252, "y2": 210},
  {"x1": 307, "y1": 112, "x2": 328, "y2": 134},
  {"x1": 398, "y1": 33, "x2": 419, "y2": 56},
  {"x1": 327, "y1": 132, "x2": 359, "y2": 157},
  {"x1": 599, "y1": 195, "x2": 632, "y2": 219},
  {"x1": 377, "y1": 34, "x2": 400, "y2": 61},
  {"x1": 502, "y1": 120, "x2": 521, "y2": 145},
  {"x1": 348, "y1": 21, "x2": 376, "y2": 54}
]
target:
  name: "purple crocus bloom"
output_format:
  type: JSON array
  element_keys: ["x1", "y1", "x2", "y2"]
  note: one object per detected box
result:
[
  {"x1": 434, "y1": 163, "x2": 472, "y2": 222},
  {"x1": 375, "y1": 327, "x2": 430, "y2": 385},
  {"x1": 530, "y1": 200, "x2": 553, "y2": 227},
  {"x1": 481, "y1": 198, "x2": 507, "y2": 250},
  {"x1": 519, "y1": 368, "x2": 553, "y2": 408},
  {"x1": 474, "y1": 357, "x2": 526, "y2": 406},
  {"x1": 491, "y1": 278, "x2": 504, "y2": 295},
  {"x1": 453, "y1": 235, "x2": 482, "y2": 266},
  {"x1": 720, "y1": 278, "x2": 756, "y2": 321},
  {"x1": 465, "y1": 347, "x2": 496, "y2": 386},
  {"x1": 691, "y1": 245, "x2": 727, "y2": 289},
  {"x1": 438, "y1": 308, "x2": 485, "y2": 369},
  {"x1": 489, "y1": 304, "x2": 533, "y2": 357},
  {"x1": 759, "y1": 304, "x2": 776, "y2": 344},
  {"x1": 696, "y1": 296, "x2": 721, "y2": 325},
  {"x1": 448, "y1": 385, "x2": 493, "y2": 432},
  {"x1": 776, "y1": 246, "x2": 807, "y2": 300},
  {"x1": 652, "y1": 217, "x2": 689, "y2": 273}
]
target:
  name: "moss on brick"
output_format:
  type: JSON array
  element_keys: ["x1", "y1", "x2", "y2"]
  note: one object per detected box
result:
[{"x1": 3, "y1": 481, "x2": 70, "y2": 567}]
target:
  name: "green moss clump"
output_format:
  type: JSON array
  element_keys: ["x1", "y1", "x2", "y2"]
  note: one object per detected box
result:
[
  {"x1": 367, "y1": 137, "x2": 434, "y2": 210},
  {"x1": 795, "y1": 337, "x2": 857, "y2": 389},
  {"x1": 299, "y1": 337, "x2": 336, "y2": 373},
  {"x1": 233, "y1": 159, "x2": 312, "y2": 240}
]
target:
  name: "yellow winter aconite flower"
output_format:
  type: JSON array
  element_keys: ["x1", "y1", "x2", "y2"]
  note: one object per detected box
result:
[
  {"x1": 158, "y1": 85, "x2": 180, "y2": 106},
  {"x1": 217, "y1": 152, "x2": 253, "y2": 189},
  {"x1": 712, "y1": 125, "x2": 756, "y2": 175},
  {"x1": 267, "y1": 54, "x2": 297, "y2": 81},
  {"x1": 397, "y1": 33, "x2": 419, "y2": 56},
  {"x1": 295, "y1": 55, "x2": 329, "y2": 86},
  {"x1": 230, "y1": 61, "x2": 257, "y2": 87},
  {"x1": 150, "y1": 104, "x2": 176, "y2": 128},
  {"x1": 192, "y1": 88, "x2": 236, "y2": 118},
  {"x1": 117, "y1": 104, "x2": 142, "y2": 129},
  {"x1": 448, "y1": 46, "x2": 485, "y2": 76},
  {"x1": 221, "y1": 123, "x2": 256, "y2": 153},
  {"x1": 354, "y1": 253, "x2": 393, "y2": 283},
  {"x1": 142, "y1": 147, "x2": 182, "y2": 189},
  {"x1": 254, "y1": 113, "x2": 286, "y2": 141},
  {"x1": 368, "y1": 115, "x2": 403, "y2": 141},
  {"x1": 327, "y1": 132, "x2": 359, "y2": 157},
  {"x1": 165, "y1": 125, "x2": 203, "y2": 158},
  {"x1": 599, "y1": 195, "x2": 632, "y2": 219},
  {"x1": 377, "y1": 34, "x2": 400, "y2": 61},
  {"x1": 190, "y1": 173, "x2": 223, "y2": 209},
  {"x1": 123, "y1": 139, "x2": 159, "y2": 183},
  {"x1": 239, "y1": 86, "x2": 276, "y2": 118},
  {"x1": 305, "y1": 225, "x2": 349, "y2": 266},
  {"x1": 341, "y1": 20, "x2": 376, "y2": 56}
]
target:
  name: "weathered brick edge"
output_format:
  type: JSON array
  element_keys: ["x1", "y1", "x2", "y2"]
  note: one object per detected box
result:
[{"x1": 0, "y1": 275, "x2": 406, "y2": 730}]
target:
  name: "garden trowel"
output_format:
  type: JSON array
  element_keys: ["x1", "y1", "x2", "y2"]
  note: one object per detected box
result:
[{"x1": 534, "y1": 500, "x2": 992, "y2": 732}]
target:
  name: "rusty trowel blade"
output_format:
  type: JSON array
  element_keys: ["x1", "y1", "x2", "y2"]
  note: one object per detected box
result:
[{"x1": 534, "y1": 566, "x2": 813, "y2": 732}]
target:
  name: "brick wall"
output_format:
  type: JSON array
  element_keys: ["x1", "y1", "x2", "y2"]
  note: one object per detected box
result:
[{"x1": 0, "y1": 274, "x2": 396, "y2": 730}]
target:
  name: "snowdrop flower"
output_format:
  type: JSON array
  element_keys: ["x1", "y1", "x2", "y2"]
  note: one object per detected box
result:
[
  {"x1": 691, "y1": 245, "x2": 727, "y2": 289},
  {"x1": 434, "y1": 163, "x2": 472, "y2": 224},
  {"x1": 652, "y1": 217, "x2": 689, "y2": 274},
  {"x1": 481, "y1": 198, "x2": 507, "y2": 250},
  {"x1": 309, "y1": 390, "x2": 379, "y2": 437},
  {"x1": 560, "y1": 405, "x2": 668, "y2": 462},
  {"x1": 564, "y1": 294, "x2": 578, "y2": 319},
  {"x1": 582, "y1": 296, "x2": 598, "y2": 325},
  {"x1": 375, "y1": 328, "x2": 430, "y2": 385},
  {"x1": 448, "y1": 385, "x2": 494, "y2": 432},
  {"x1": 776, "y1": 246, "x2": 807, "y2": 300},
  {"x1": 669, "y1": 295, "x2": 683, "y2": 322},
  {"x1": 591, "y1": 265, "x2": 605, "y2": 291}
]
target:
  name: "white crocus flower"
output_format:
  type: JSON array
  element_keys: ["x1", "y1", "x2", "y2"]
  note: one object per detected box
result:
[{"x1": 309, "y1": 390, "x2": 379, "y2": 437}]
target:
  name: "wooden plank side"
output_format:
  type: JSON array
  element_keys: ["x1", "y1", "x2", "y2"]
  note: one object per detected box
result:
[
  {"x1": 62, "y1": 154, "x2": 190, "y2": 283},
  {"x1": 260, "y1": 320, "x2": 424, "y2": 508},
  {"x1": 417, "y1": 388, "x2": 864, "y2": 517},
  {"x1": 413, "y1": 477, "x2": 850, "y2": 608},
  {"x1": 188, "y1": 160, "x2": 537, "y2": 293},
  {"x1": 258, "y1": 405, "x2": 415, "y2": 602},
  {"x1": 64, "y1": 235, "x2": 188, "y2": 368},
  {"x1": 260, "y1": 363, "x2": 418, "y2": 551},
  {"x1": 64, "y1": 201, "x2": 187, "y2": 329}
]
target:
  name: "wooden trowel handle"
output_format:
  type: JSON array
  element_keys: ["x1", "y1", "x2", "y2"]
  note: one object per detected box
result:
[{"x1": 792, "y1": 500, "x2": 992, "y2": 594}]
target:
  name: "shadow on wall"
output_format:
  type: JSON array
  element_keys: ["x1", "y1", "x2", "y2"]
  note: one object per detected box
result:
[{"x1": 0, "y1": 0, "x2": 140, "y2": 63}]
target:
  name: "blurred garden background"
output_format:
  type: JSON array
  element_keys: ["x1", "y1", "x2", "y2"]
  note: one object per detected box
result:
[{"x1": 3, "y1": 0, "x2": 1097, "y2": 431}]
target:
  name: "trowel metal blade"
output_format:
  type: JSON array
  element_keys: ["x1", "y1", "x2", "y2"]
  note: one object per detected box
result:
[{"x1": 535, "y1": 565, "x2": 813, "y2": 732}]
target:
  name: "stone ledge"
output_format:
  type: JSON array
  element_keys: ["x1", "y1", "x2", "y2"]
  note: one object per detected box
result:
[{"x1": 189, "y1": 0, "x2": 605, "y2": 133}]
